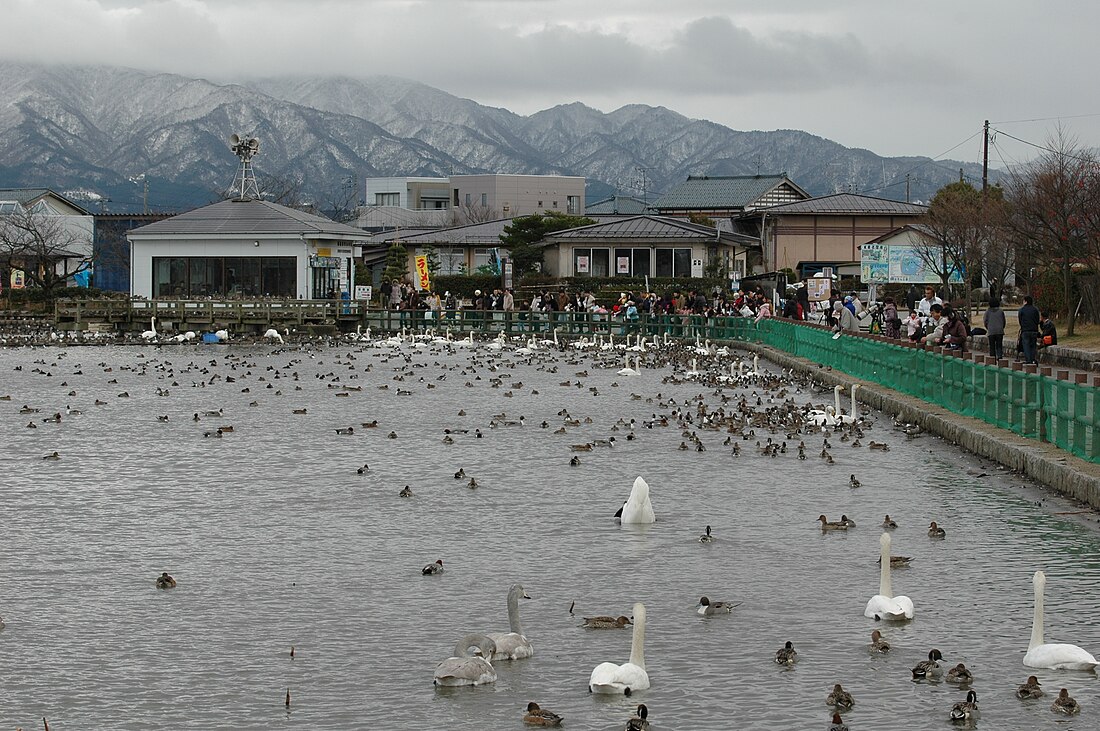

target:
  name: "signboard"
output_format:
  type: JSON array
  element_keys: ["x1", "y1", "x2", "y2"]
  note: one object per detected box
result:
[
  {"x1": 354, "y1": 285, "x2": 373, "y2": 301},
  {"x1": 616, "y1": 256, "x2": 630, "y2": 275},
  {"x1": 309, "y1": 255, "x2": 342, "y2": 269},
  {"x1": 805, "y1": 276, "x2": 831, "y2": 302},
  {"x1": 315, "y1": 247, "x2": 332, "y2": 257},
  {"x1": 860, "y1": 244, "x2": 964, "y2": 284},
  {"x1": 501, "y1": 259, "x2": 513, "y2": 290},
  {"x1": 10, "y1": 269, "x2": 25, "y2": 289},
  {"x1": 414, "y1": 254, "x2": 431, "y2": 291},
  {"x1": 691, "y1": 258, "x2": 704, "y2": 278},
  {"x1": 576, "y1": 255, "x2": 589, "y2": 274}
]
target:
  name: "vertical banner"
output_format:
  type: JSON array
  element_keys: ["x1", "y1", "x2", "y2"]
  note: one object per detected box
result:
[
  {"x1": 414, "y1": 255, "x2": 431, "y2": 291},
  {"x1": 11, "y1": 269, "x2": 26, "y2": 289}
]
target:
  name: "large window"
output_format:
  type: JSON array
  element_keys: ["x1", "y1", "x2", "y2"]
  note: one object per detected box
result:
[
  {"x1": 614, "y1": 248, "x2": 651, "y2": 277},
  {"x1": 153, "y1": 257, "x2": 296, "y2": 298},
  {"x1": 374, "y1": 192, "x2": 400, "y2": 206},
  {"x1": 567, "y1": 195, "x2": 580, "y2": 214},
  {"x1": 655, "y1": 248, "x2": 693, "y2": 278},
  {"x1": 572, "y1": 247, "x2": 610, "y2": 277},
  {"x1": 420, "y1": 247, "x2": 466, "y2": 275}
]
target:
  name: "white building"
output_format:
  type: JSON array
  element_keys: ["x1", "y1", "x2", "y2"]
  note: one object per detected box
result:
[
  {"x1": 127, "y1": 198, "x2": 374, "y2": 299},
  {"x1": 0, "y1": 188, "x2": 95, "y2": 287}
]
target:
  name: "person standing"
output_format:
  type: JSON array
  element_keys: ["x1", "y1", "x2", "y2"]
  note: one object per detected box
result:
[
  {"x1": 983, "y1": 297, "x2": 1006, "y2": 359},
  {"x1": 917, "y1": 286, "x2": 943, "y2": 318},
  {"x1": 502, "y1": 288, "x2": 514, "y2": 312},
  {"x1": 1017, "y1": 295, "x2": 1041, "y2": 364}
]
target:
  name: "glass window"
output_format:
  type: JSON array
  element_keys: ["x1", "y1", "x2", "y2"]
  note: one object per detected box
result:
[
  {"x1": 632, "y1": 248, "x2": 651, "y2": 277},
  {"x1": 438, "y1": 247, "x2": 465, "y2": 275},
  {"x1": 480, "y1": 193, "x2": 487, "y2": 207},
  {"x1": 674, "y1": 248, "x2": 691, "y2": 277},
  {"x1": 655, "y1": 249, "x2": 673, "y2": 277},
  {"x1": 474, "y1": 248, "x2": 493, "y2": 271},
  {"x1": 567, "y1": 195, "x2": 580, "y2": 214},
  {"x1": 573, "y1": 248, "x2": 591, "y2": 276},
  {"x1": 615, "y1": 248, "x2": 632, "y2": 276},
  {"x1": 375, "y1": 192, "x2": 400, "y2": 206},
  {"x1": 591, "y1": 248, "x2": 610, "y2": 277},
  {"x1": 465, "y1": 193, "x2": 471, "y2": 206}
]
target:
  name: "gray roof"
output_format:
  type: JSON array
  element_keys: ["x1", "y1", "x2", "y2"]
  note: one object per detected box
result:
[
  {"x1": 584, "y1": 196, "x2": 653, "y2": 215},
  {"x1": 379, "y1": 218, "x2": 513, "y2": 246},
  {"x1": 760, "y1": 193, "x2": 929, "y2": 216},
  {"x1": 541, "y1": 215, "x2": 758, "y2": 247},
  {"x1": 653, "y1": 175, "x2": 807, "y2": 210},
  {"x1": 369, "y1": 227, "x2": 440, "y2": 243},
  {"x1": 128, "y1": 198, "x2": 371, "y2": 240},
  {"x1": 0, "y1": 188, "x2": 91, "y2": 215}
]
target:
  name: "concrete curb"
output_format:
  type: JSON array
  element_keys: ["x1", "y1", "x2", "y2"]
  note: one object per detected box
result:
[{"x1": 738, "y1": 341, "x2": 1100, "y2": 511}]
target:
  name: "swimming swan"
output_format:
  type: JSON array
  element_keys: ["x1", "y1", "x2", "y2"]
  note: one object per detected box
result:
[
  {"x1": 487, "y1": 583, "x2": 534, "y2": 660},
  {"x1": 864, "y1": 533, "x2": 914, "y2": 620},
  {"x1": 1023, "y1": 570, "x2": 1098, "y2": 670},
  {"x1": 619, "y1": 477, "x2": 656, "y2": 524},
  {"x1": 589, "y1": 602, "x2": 650, "y2": 695},
  {"x1": 433, "y1": 634, "x2": 497, "y2": 686}
]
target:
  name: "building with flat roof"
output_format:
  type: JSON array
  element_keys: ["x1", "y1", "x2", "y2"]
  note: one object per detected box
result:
[{"x1": 449, "y1": 174, "x2": 585, "y2": 221}]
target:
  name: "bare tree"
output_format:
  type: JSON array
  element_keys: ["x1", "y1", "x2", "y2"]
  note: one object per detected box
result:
[
  {"x1": 451, "y1": 201, "x2": 501, "y2": 225},
  {"x1": 0, "y1": 207, "x2": 92, "y2": 298}
]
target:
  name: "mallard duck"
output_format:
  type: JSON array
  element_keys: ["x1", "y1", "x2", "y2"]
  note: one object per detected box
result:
[
  {"x1": 361, "y1": 420, "x2": 378, "y2": 428},
  {"x1": 849, "y1": 474, "x2": 861, "y2": 488},
  {"x1": 828, "y1": 712, "x2": 848, "y2": 731},
  {"x1": 422, "y1": 559, "x2": 444, "y2": 575},
  {"x1": 818, "y1": 515, "x2": 848, "y2": 531},
  {"x1": 625, "y1": 703, "x2": 649, "y2": 730},
  {"x1": 882, "y1": 514, "x2": 898, "y2": 529},
  {"x1": 946, "y1": 662, "x2": 973, "y2": 684},
  {"x1": 335, "y1": 427, "x2": 354, "y2": 435},
  {"x1": 775, "y1": 641, "x2": 798, "y2": 665},
  {"x1": 387, "y1": 431, "x2": 398, "y2": 439},
  {"x1": 1016, "y1": 675, "x2": 1043, "y2": 699},
  {"x1": 1051, "y1": 688, "x2": 1079, "y2": 714},
  {"x1": 912, "y1": 648, "x2": 944, "y2": 679},
  {"x1": 523, "y1": 702, "x2": 563, "y2": 727},
  {"x1": 869, "y1": 629, "x2": 890, "y2": 654},
  {"x1": 869, "y1": 440, "x2": 890, "y2": 450},
  {"x1": 155, "y1": 572, "x2": 177, "y2": 589},
  {"x1": 42, "y1": 452, "x2": 60, "y2": 460},
  {"x1": 826, "y1": 683, "x2": 854, "y2": 710},
  {"x1": 698, "y1": 525, "x2": 715, "y2": 543},
  {"x1": 570, "y1": 443, "x2": 593, "y2": 452},
  {"x1": 840, "y1": 514, "x2": 856, "y2": 527},
  {"x1": 877, "y1": 554, "x2": 912, "y2": 568},
  {"x1": 949, "y1": 689, "x2": 979, "y2": 721},
  {"x1": 928, "y1": 521, "x2": 946, "y2": 538},
  {"x1": 582, "y1": 615, "x2": 632, "y2": 629},
  {"x1": 697, "y1": 596, "x2": 736, "y2": 615},
  {"x1": 442, "y1": 435, "x2": 454, "y2": 444},
  {"x1": 399, "y1": 486, "x2": 413, "y2": 497},
  {"x1": 569, "y1": 456, "x2": 581, "y2": 466},
  {"x1": 467, "y1": 478, "x2": 478, "y2": 489}
]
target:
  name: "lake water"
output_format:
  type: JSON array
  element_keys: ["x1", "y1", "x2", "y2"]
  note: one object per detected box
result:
[{"x1": 1, "y1": 338, "x2": 1098, "y2": 730}]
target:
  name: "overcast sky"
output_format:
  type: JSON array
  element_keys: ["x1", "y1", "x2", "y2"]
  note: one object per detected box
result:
[{"x1": 3, "y1": 0, "x2": 1098, "y2": 167}]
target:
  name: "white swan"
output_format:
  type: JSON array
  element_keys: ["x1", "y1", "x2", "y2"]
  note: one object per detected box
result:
[
  {"x1": 807, "y1": 386, "x2": 842, "y2": 426},
  {"x1": 1023, "y1": 570, "x2": 1098, "y2": 670},
  {"x1": 589, "y1": 602, "x2": 650, "y2": 695},
  {"x1": 214, "y1": 329, "x2": 229, "y2": 342},
  {"x1": 264, "y1": 328, "x2": 284, "y2": 344},
  {"x1": 487, "y1": 583, "x2": 533, "y2": 660},
  {"x1": 619, "y1": 477, "x2": 655, "y2": 524},
  {"x1": 836, "y1": 384, "x2": 858, "y2": 425},
  {"x1": 618, "y1": 355, "x2": 640, "y2": 376},
  {"x1": 864, "y1": 532, "x2": 914, "y2": 621},
  {"x1": 141, "y1": 315, "x2": 157, "y2": 340},
  {"x1": 433, "y1": 633, "x2": 498, "y2": 686}
]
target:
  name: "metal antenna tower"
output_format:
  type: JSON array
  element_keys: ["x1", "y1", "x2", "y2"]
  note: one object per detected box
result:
[{"x1": 228, "y1": 133, "x2": 261, "y2": 200}]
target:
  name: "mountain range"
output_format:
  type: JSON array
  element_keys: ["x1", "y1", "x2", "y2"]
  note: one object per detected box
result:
[{"x1": 0, "y1": 61, "x2": 990, "y2": 214}]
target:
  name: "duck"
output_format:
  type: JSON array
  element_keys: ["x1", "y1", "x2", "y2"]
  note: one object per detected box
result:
[
  {"x1": 442, "y1": 435, "x2": 454, "y2": 444},
  {"x1": 625, "y1": 703, "x2": 649, "y2": 730},
  {"x1": 696, "y1": 596, "x2": 736, "y2": 616},
  {"x1": 617, "y1": 477, "x2": 656, "y2": 524},
  {"x1": 399, "y1": 486, "x2": 413, "y2": 498},
  {"x1": 589, "y1": 602, "x2": 649, "y2": 695},
  {"x1": 912, "y1": 648, "x2": 945, "y2": 679},
  {"x1": 949, "y1": 690, "x2": 980, "y2": 721},
  {"x1": 522, "y1": 702, "x2": 563, "y2": 727},
  {"x1": 877, "y1": 554, "x2": 913, "y2": 568},
  {"x1": 1050, "y1": 688, "x2": 1080, "y2": 715},
  {"x1": 1024, "y1": 570, "x2": 1098, "y2": 670},
  {"x1": 582, "y1": 615, "x2": 632, "y2": 629},
  {"x1": 928, "y1": 521, "x2": 946, "y2": 538},
  {"x1": 467, "y1": 478, "x2": 478, "y2": 489},
  {"x1": 42, "y1": 452, "x2": 61, "y2": 460},
  {"x1": 869, "y1": 629, "x2": 890, "y2": 654},
  {"x1": 828, "y1": 712, "x2": 848, "y2": 731},
  {"x1": 817, "y1": 515, "x2": 848, "y2": 531},
  {"x1": 775, "y1": 641, "x2": 798, "y2": 665},
  {"x1": 335, "y1": 427, "x2": 354, "y2": 435},
  {"x1": 826, "y1": 683, "x2": 854, "y2": 710},
  {"x1": 387, "y1": 431, "x2": 398, "y2": 439},
  {"x1": 882, "y1": 514, "x2": 898, "y2": 529},
  {"x1": 570, "y1": 443, "x2": 593, "y2": 452},
  {"x1": 840, "y1": 514, "x2": 856, "y2": 528},
  {"x1": 422, "y1": 559, "x2": 444, "y2": 575},
  {"x1": 1016, "y1": 675, "x2": 1043, "y2": 699},
  {"x1": 487, "y1": 583, "x2": 534, "y2": 660},
  {"x1": 849, "y1": 474, "x2": 861, "y2": 488},
  {"x1": 433, "y1": 634, "x2": 497, "y2": 686},
  {"x1": 569, "y1": 456, "x2": 581, "y2": 466},
  {"x1": 454, "y1": 468, "x2": 466, "y2": 479},
  {"x1": 356, "y1": 464, "x2": 369, "y2": 474},
  {"x1": 698, "y1": 525, "x2": 715, "y2": 543},
  {"x1": 865, "y1": 533, "x2": 914, "y2": 621},
  {"x1": 155, "y1": 572, "x2": 177, "y2": 589},
  {"x1": 946, "y1": 662, "x2": 973, "y2": 684}
]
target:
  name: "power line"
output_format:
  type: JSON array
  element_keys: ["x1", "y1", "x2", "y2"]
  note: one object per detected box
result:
[
  {"x1": 991, "y1": 112, "x2": 1100, "y2": 125},
  {"x1": 990, "y1": 128, "x2": 1099, "y2": 165}
]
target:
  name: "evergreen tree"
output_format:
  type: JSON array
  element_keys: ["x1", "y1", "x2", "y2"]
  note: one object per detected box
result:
[{"x1": 382, "y1": 242, "x2": 409, "y2": 283}]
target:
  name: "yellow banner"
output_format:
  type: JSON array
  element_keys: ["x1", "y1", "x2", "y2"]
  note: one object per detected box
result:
[{"x1": 414, "y1": 255, "x2": 431, "y2": 291}]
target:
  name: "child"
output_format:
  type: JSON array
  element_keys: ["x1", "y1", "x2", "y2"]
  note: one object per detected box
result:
[{"x1": 906, "y1": 310, "x2": 923, "y2": 342}]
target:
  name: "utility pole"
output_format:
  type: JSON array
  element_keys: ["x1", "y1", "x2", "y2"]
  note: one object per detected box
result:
[
  {"x1": 982, "y1": 119, "x2": 990, "y2": 194},
  {"x1": 905, "y1": 174, "x2": 911, "y2": 204},
  {"x1": 635, "y1": 166, "x2": 651, "y2": 208}
]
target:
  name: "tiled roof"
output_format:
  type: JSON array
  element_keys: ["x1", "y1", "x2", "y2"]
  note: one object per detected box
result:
[
  {"x1": 653, "y1": 175, "x2": 805, "y2": 210},
  {"x1": 0, "y1": 188, "x2": 91, "y2": 215},
  {"x1": 128, "y1": 199, "x2": 371, "y2": 239},
  {"x1": 761, "y1": 193, "x2": 929, "y2": 216},
  {"x1": 380, "y1": 218, "x2": 513, "y2": 245},
  {"x1": 584, "y1": 196, "x2": 652, "y2": 215},
  {"x1": 540, "y1": 215, "x2": 758, "y2": 247}
]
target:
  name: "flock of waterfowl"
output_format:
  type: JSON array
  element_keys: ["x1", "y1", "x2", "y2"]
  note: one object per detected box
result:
[{"x1": 2, "y1": 324, "x2": 1098, "y2": 728}]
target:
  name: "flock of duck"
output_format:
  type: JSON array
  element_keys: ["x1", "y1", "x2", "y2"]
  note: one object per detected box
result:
[{"x1": 2, "y1": 324, "x2": 1098, "y2": 729}]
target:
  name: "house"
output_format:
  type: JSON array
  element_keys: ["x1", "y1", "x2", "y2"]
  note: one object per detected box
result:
[
  {"x1": 372, "y1": 219, "x2": 515, "y2": 279},
  {"x1": 653, "y1": 175, "x2": 809, "y2": 219},
  {"x1": 448, "y1": 174, "x2": 585, "y2": 220},
  {"x1": 538, "y1": 215, "x2": 759, "y2": 280},
  {"x1": 735, "y1": 193, "x2": 929, "y2": 278},
  {"x1": 584, "y1": 195, "x2": 652, "y2": 215},
  {"x1": 127, "y1": 198, "x2": 377, "y2": 299},
  {"x1": 0, "y1": 188, "x2": 95, "y2": 289}
]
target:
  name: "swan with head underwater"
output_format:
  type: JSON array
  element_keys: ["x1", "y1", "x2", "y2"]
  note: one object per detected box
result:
[
  {"x1": 615, "y1": 477, "x2": 655, "y2": 524},
  {"x1": 486, "y1": 583, "x2": 534, "y2": 660},
  {"x1": 864, "y1": 532, "x2": 914, "y2": 621},
  {"x1": 433, "y1": 634, "x2": 498, "y2": 686},
  {"x1": 1023, "y1": 570, "x2": 1098, "y2": 670},
  {"x1": 589, "y1": 602, "x2": 649, "y2": 695}
]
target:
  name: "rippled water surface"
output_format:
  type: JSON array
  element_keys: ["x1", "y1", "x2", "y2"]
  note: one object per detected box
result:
[{"x1": 1, "y1": 340, "x2": 1099, "y2": 730}]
